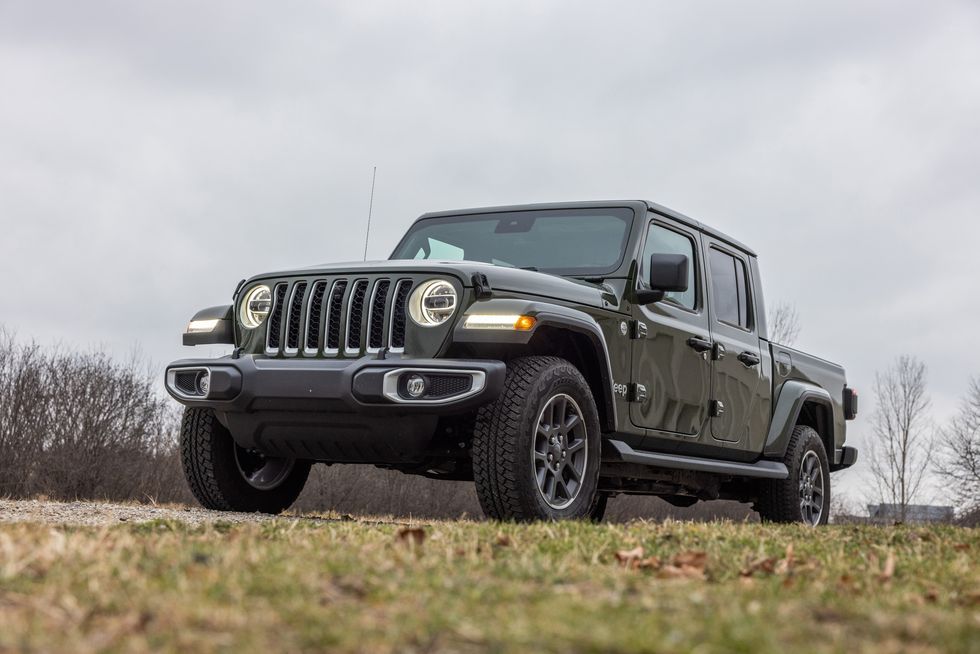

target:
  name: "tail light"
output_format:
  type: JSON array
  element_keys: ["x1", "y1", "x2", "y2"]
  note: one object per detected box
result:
[{"x1": 843, "y1": 387, "x2": 859, "y2": 420}]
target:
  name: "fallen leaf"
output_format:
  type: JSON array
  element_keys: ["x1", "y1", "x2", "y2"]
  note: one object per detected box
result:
[
  {"x1": 879, "y1": 551, "x2": 896, "y2": 583},
  {"x1": 775, "y1": 543, "x2": 795, "y2": 575},
  {"x1": 953, "y1": 543, "x2": 970, "y2": 552},
  {"x1": 615, "y1": 546, "x2": 645, "y2": 568},
  {"x1": 672, "y1": 551, "x2": 707, "y2": 570},
  {"x1": 495, "y1": 534, "x2": 512, "y2": 548},
  {"x1": 740, "y1": 556, "x2": 777, "y2": 577},
  {"x1": 395, "y1": 526, "x2": 425, "y2": 547},
  {"x1": 614, "y1": 546, "x2": 661, "y2": 570},
  {"x1": 637, "y1": 556, "x2": 662, "y2": 570},
  {"x1": 650, "y1": 551, "x2": 708, "y2": 580}
]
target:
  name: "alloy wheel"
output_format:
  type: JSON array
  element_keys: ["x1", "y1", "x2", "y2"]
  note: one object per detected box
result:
[
  {"x1": 532, "y1": 393, "x2": 589, "y2": 510},
  {"x1": 798, "y1": 450, "x2": 825, "y2": 526}
]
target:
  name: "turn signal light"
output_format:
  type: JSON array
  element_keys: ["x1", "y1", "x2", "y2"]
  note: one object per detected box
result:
[
  {"x1": 463, "y1": 314, "x2": 537, "y2": 330},
  {"x1": 515, "y1": 315, "x2": 536, "y2": 331}
]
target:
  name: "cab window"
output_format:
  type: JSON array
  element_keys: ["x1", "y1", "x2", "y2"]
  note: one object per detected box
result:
[
  {"x1": 708, "y1": 247, "x2": 752, "y2": 329},
  {"x1": 640, "y1": 223, "x2": 697, "y2": 310}
]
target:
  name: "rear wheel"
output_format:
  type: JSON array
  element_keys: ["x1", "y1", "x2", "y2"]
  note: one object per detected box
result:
[
  {"x1": 755, "y1": 425, "x2": 830, "y2": 526},
  {"x1": 472, "y1": 356, "x2": 604, "y2": 522},
  {"x1": 180, "y1": 407, "x2": 311, "y2": 514}
]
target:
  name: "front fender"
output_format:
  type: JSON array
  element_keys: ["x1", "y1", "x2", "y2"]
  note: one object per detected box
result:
[
  {"x1": 763, "y1": 380, "x2": 834, "y2": 459},
  {"x1": 452, "y1": 298, "x2": 618, "y2": 431}
]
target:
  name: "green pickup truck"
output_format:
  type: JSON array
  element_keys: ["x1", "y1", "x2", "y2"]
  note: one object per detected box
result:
[{"x1": 166, "y1": 200, "x2": 857, "y2": 525}]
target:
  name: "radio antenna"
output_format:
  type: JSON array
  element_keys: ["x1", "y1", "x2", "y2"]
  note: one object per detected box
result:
[{"x1": 362, "y1": 166, "x2": 377, "y2": 261}]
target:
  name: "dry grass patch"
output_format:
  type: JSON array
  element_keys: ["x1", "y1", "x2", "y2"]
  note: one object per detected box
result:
[{"x1": 0, "y1": 519, "x2": 977, "y2": 653}]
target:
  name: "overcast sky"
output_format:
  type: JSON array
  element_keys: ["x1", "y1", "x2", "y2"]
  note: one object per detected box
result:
[{"x1": 2, "y1": 1, "x2": 978, "y2": 502}]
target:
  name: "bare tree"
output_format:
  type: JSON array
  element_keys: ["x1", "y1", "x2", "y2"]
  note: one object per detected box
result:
[
  {"x1": 768, "y1": 301, "x2": 801, "y2": 345},
  {"x1": 936, "y1": 377, "x2": 980, "y2": 512},
  {"x1": 866, "y1": 355, "x2": 932, "y2": 521}
]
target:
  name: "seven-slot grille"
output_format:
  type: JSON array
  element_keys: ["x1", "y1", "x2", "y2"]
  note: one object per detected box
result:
[{"x1": 264, "y1": 278, "x2": 416, "y2": 357}]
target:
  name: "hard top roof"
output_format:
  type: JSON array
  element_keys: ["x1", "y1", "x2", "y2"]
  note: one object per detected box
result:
[{"x1": 416, "y1": 199, "x2": 757, "y2": 257}]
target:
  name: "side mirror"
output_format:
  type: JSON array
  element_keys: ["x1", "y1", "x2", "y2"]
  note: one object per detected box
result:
[
  {"x1": 636, "y1": 254, "x2": 689, "y2": 304},
  {"x1": 183, "y1": 305, "x2": 235, "y2": 346}
]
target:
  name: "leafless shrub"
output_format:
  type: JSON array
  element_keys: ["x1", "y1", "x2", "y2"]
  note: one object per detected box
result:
[{"x1": 0, "y1": 329, "x2": 189, "y2": 503}]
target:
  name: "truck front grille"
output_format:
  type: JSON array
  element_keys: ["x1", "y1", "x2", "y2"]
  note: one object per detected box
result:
[{"x1": 263, "y1": 276, "x2": 416, "y2": 357}]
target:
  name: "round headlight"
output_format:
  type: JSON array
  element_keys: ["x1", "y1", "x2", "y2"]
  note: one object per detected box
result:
[
  {"x1": 409, "y1": 279, "x2": 457, "y2": 327},
  {"x1": 239, "y1": 285, "x2": 272, "y2": 329}
]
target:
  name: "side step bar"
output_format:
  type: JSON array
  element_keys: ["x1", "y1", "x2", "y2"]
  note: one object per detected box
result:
[{"x1": 606, "y1": 440, "x2": 789, "y2": 480}]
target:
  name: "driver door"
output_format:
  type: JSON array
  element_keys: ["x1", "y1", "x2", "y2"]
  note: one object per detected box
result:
[{"x1": 630, "y1": 218, "x2": 712, "y2": 438}]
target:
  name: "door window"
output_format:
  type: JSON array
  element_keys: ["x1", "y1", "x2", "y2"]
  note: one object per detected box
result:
[
  {"x1": 640, "y1": 223, "x2": 697, "y2": 310},
  {"x1": 708, "y1": 248, "x2": 752, "y2": 329}
]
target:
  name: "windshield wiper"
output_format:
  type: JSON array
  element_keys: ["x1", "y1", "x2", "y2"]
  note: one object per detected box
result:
[{"x1": 519, "y1": 266, "x2": 539, "y2": 271}]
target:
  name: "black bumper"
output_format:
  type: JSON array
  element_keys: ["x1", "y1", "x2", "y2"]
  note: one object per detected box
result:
[
  {"x1": 165, "y1": 355, "x2": 507, "y2": 415},
  {"x1": 831, "y1": 445, "x2": 858, "y2": 472},
  {"x1": 165, "y1": 356, "x2": 507, "y2": 462}
]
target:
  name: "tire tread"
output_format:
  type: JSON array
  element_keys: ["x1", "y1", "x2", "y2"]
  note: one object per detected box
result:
[{"x1": 472, "y1": 356, "x2": 603, "y2": 522}]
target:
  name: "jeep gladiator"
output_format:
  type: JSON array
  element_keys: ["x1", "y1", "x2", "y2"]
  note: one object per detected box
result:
[{"x1": 166, "y1": 200, "x2": 858, "y2": 524}]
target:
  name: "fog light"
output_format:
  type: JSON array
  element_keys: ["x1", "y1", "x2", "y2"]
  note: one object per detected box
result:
[
  {"x1": 197, "y1": 371, "x2": 210, "y2": 396},
  {"x1": 405, "y1": 374, "x2": 427, "y2": 398}
]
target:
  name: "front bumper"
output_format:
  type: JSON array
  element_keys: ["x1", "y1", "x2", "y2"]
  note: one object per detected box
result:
[{"x1": 164, "y1": 355, "x2": 507, "y2": 415}]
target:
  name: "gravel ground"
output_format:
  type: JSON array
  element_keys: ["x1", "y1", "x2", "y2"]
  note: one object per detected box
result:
[{"x1": 0, "y1": 498, "x2": 307, "y2": 527}]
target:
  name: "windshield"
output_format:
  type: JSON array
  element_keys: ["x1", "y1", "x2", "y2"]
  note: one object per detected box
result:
[{"x1": 390, "y1": 208, "x2": 634, "y2": 276}]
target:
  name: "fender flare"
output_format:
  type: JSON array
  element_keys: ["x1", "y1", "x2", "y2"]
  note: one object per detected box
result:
[
  {"x1": 763, "y1": 380, "x2": 834, "y2": 459},
  {"x1": 453, "y1": 298, "x2": 618, "y2": 431}
]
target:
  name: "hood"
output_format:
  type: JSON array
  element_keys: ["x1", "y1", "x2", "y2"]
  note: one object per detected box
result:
[{"x1": 246, "y1": 259, "x2": 619, "y2": 310}]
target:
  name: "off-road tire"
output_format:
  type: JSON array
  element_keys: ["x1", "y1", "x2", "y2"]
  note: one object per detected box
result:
[
  {"x1": 180, "y1": 407, "x2": 311, "y2": 514},
  {"x1": 755, "y1": 425, "x2": 830, "y2": 525},
  {"x1": 472, "y1": 356, "x2": 604, "y2": 522},
  {"x1": 591, "y1": 493, "x2": 609, "y2": 523}
]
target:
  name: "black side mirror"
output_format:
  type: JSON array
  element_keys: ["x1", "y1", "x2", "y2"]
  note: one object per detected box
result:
[{"x1": 636, "y1": 253, "x2": 689, "y2": 304}]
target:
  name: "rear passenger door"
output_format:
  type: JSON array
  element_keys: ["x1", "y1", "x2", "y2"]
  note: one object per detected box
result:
[{"x1": 704, "y1": 239, "x2": 763, "y2": 444}]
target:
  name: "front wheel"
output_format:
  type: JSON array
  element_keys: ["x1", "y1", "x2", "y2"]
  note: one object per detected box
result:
[
  {"x1": 472, "y1": 356, "x2": 603, "y2": 522},
  {"x1": 755, "y1": 425, "x2": 830, "y2": 526},
  {"x1": 180, "y1": 407, "x2": 311, "y2": 514}
]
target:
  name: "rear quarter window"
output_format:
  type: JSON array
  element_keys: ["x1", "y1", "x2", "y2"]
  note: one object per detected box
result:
[{"x1": 708, "y1": 247, "x2": 752, "y2": 329}]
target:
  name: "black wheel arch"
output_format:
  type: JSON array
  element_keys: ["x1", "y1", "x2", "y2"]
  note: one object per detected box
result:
[
  {"x1": 763, "y1": 381, "x2": 837, "y2": 462},
  {"x1": 450, "y1": 301, "x2": 618, "y2": 432}
]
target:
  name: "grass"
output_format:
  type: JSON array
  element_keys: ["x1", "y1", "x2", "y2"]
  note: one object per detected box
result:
[{"x1": 0, "y1": 516, "x2": 977, "y2": 653}]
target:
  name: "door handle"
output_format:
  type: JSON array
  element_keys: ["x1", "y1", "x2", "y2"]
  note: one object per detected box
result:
[
  {"x1": 686, "y1": 336, "x2": 713, "y2": 353},
  {"x1": 737, "y1": 351, "x2": 761, "y2": 367}
]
